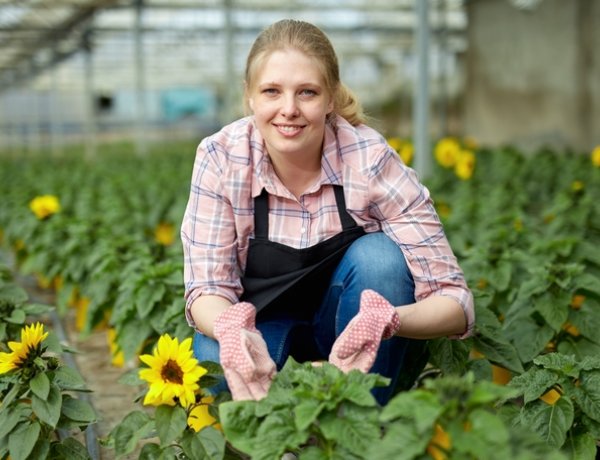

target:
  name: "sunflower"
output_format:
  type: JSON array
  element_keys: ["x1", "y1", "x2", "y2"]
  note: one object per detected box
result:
[
  {"x1": 29, "y1": 195, "x2": 61, "y2": 220},
  {"x1": 187, "y1": 396, "x2": 220, "y2": 432},
  {"x1": 0, "y1": 322, "x2": 49, "y2": 374},
  {"x1": 139, "y1": 334, "x2": 207, "y2": 408}
]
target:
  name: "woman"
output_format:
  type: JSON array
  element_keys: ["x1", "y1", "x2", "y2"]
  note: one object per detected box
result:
[{"x1": 181, "y1": 19, "x2": 474, "y2": 404}]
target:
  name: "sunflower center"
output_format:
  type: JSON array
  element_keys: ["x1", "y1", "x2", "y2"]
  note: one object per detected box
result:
[{"x1": 161, "y1": 359, "x2": 184, "y2": 384}]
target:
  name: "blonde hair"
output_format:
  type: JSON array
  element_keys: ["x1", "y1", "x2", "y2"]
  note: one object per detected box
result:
[{"x1": 244, "y1": 19, "x2": 366, "y2": 126}]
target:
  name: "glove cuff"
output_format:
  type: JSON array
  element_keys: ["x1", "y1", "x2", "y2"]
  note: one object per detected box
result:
[
  {"x1": 360, "y1": 289, "x2": 402, "y2": 340},
  {"x1": 214, "y1": 302, "x2": 257, "y2": 340}
]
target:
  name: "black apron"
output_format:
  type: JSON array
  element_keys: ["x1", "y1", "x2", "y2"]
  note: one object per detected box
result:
[{"x1": 241, "y1": 185, "x2": 366, "y2": 320}]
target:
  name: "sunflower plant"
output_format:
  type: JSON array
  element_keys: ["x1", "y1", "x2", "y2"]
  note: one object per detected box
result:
[
  {"x1": 0, "y1": 322, "x2": 97, "y2": 460},
  {"x1": 103, "y1": 333, "x2": 234, "y2": 459}
]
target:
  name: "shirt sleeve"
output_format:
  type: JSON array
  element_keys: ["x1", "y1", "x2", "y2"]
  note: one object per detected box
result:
[
  {"x1": 181, "y1": 139, "x2": 243, "y2": 326},
  {"x1": 365, "y1": 146, "x2": 475, "y2": 338}
]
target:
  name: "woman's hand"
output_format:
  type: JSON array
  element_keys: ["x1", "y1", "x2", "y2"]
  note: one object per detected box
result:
[
  {"x1": 329, "y1": 289, "x2": 400, "y2": 373},
  {"x1": 213, "y1": 302, "x2": 277, "y2": 400}
]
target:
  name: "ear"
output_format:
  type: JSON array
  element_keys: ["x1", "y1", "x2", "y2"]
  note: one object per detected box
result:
[{"x1": 327, "y1": 96, "x2": 334, "y2": 114}]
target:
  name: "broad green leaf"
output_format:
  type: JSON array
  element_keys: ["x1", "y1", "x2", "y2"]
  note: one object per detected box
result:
[
  {"x1": 574, "y1": 273, "x2": 600, "y2": 297},
  {"x1": 0, "y1": 403, "x2": 28, "y2": 439},
  {"x1": 138, "y1": 443, "x2": 162, "y2": 460},
  {"x1": 136, "y1": 283, "x2": 167, "y2": 319},
  {"x1": 109, "y1": 410, "x2": 155, "y2": 457},
  {"x1": 569, "y1": 305, "x2": 600, "y2": 344},
  {"x1": 472, "y1": 333, "x2": 524, "y2": 374},
  {"x1": 61, "y1": 395, "x2": 97, "y2": 423},
  {"x1": 368, "y1": 422, "x2": 429, "y2": 460},
  {"x1": 571, "y1": 370, "x2": 600, "y2": 422},
  {"x1": 508, "y1": 368, "x2": 559, "y2": 404},
  {"x1": 561, "y1": 432, "x2": 597, "y2": 460},
  {"x1": 294, "y1": 399, "x2": 324, "y2": 431},
  {"x1": 319, "y1": 406, "x2": 380, "y2": 455},
  {"x1": 520, "y1": 397, "x2": 574, "y2": 448},
  {"x1": 49, "y1": 438, "x2": 91, "y2": 460},
  {"x1": 0, "y1": 284, "x2": 28, "y2": 305},
  {"x1": 53, "y1": 365, "x2": 88, "y2": 390},
  {"x1": 155, "y1": 404, "x2": 187, "y2": 447},
  {"x1": 533, "y1": 353, "x2": 579, "y2": 378},
  {"x1": 252, "y1": 410, "x2": 309, "y2": 460},
  {"x1": 427, "y1": 337, "x2": 469, "y2": 375},
  {"x1": 180, "y1": 426, "x2": 225, "y2": 460},
  {"x1": 28, "y1": 439, "x2": 50, "y2": 460},
  {"x1": 380, "y1": 390, "x2": 442, "y2": 434},
  {"x1": 219, "y1": 401, "x2": 261, "y2": 454},
  {"x1": 8, "y1": 421, "x2": 40, "y2": 460},
  {"x1": 31, "y1": 384, "x2": 62, "y2": 428},
  {"x1": 534, "y1": 291, "x2": 569, "y2": 332},
  {"x1": 503, "y1": 315, "x2": 554, "y2": 364},
  {"x1": 6, "y1": 308, "x2": 26, "y2": 324},
  {"x1": 453, "y1": 409, "x2": 510, "y2": 459},
  {"x1": 29, "y1": 372, "x2": 50, "y2": 400}
]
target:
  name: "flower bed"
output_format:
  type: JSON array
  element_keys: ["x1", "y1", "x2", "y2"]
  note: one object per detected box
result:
[{"x1": 1, "y1": 140, "x2": 599, "y2": 459}]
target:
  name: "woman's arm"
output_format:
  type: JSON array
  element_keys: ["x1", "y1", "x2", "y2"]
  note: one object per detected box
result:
[
  {"x1": 189, "y1": 295, "x2": 233, "y2": 339},
  {"x1": 394, "y1": 296, "x2": 467, "y2": 339}
]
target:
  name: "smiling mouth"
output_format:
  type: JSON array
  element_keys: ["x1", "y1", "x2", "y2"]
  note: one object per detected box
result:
[{"x1": 274, "y1": 124, "x2": 305, "y2": 135}]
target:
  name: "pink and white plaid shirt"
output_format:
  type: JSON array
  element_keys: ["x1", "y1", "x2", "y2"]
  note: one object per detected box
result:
[{"x1": 181, "y1": 115, "x2": 474, "y2": 338}]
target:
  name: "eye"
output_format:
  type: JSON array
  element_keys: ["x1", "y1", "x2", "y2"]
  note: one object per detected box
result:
[
  {"x1": 261, "y1": 88, "x2": 279, "y2": 95},
  {"x1": 299, "y1": 88, "x2": 317, "y2": 97}
]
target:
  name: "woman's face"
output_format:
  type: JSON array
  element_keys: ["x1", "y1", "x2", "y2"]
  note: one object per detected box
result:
[{"x1": 247, "y1": 48, "x2": 334, "y2": 162}]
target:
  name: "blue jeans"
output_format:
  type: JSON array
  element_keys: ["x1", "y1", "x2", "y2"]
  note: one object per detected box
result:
[{"x1": 192, "y1": 232, "x2": 427, "y2": 405}]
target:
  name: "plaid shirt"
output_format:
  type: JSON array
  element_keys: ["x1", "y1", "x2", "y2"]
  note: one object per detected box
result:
[{"x1": 181, "y1": 115, "x2": 474, "y2": 338}]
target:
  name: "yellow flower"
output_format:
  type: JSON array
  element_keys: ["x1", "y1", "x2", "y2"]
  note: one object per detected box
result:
[
  {"x1": 107, "y1": 328, "x2": 125, "y2": 367},
  {"x1": 591, "y1": 145, "x2": 600, "y2": 167},
  {"x1": 454, "y1": 149, "x2": 476, "y2": 180},
  {"x1": 492, "y1": 365, "x2": 512, "y2": 385},
  {"x1": 540, "y1": 388, "x2": 561, "y2": 405},
  {"x1": 154, "y1": 222, "x2": 175, "y2": 246},
  {"x1": 436, "y1": 202, "x2": 451, "y2": 219},
  {"x1": 139, "y1": 334, "x2": 207, "y2": 408},
  {"x1": 462, "y1": 136, "x2": 478, "y2": 150},
  {"x1": 562, "y1": 322, "x2": 580, "y2": 337},
  {"x1": 426, "y1": 424, "x2": 451, "y2": 460},
  {"x1": 0, "y1": 323, "x2": 49, "y2": 374},
  {"x1": 571, "y1": 180, "x2": 584, "y2": 192},
  {"x1": 570, "y1": 294, "x2": 585, "y2": 310},
  {"x1": 434, "y1": 138, "x2": 461, "y2": 168},
  {"x1": 29, "y1": 195, "x2": 61, "y2": 220},
  {"x1": 188, "y1": 396, "x2": 220, "y2": 432},
  {"x1": 399, "y1": 142, "x2": 414, "y2": 165},
  {"x1": 513, "y1": 218, "x2": 523, "y2": 232},
  {"x1": 387, "y1": 137, "x2": 403, "y2": 152}
]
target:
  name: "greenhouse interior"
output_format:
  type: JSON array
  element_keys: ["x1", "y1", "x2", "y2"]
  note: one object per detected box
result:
[{"x1": 1, "y1": 0, "x2": 600, "y2": 459}]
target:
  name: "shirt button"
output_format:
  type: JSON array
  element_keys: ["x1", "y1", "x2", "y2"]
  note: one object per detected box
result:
[{"x1": 301, "y1": 227, "x2": 307, "y2": 234}]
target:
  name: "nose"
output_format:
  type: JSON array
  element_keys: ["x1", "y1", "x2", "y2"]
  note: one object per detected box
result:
[{"x1": 280, "y1": 93, "x2": 299, "y2": 118}]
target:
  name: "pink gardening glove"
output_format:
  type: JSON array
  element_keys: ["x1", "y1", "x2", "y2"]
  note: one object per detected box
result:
[
  {"x1": 329, "y1": 289, "x2": 401, "y2": 373},
  {"x1": 213, "y1": 302, "x2": 276, "y2": 401}
]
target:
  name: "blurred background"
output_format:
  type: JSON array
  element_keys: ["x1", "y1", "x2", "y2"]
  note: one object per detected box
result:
[{"x1": 0, "y1": 0, "x2": 598, "y2": 159}]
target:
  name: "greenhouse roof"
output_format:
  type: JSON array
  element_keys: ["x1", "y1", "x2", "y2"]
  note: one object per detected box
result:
[{"x1": 0, "y1": 0, "x2": 467, "y2": 91}]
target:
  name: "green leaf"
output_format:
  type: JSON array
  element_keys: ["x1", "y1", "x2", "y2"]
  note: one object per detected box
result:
[
  {"x1": 520, "y1": 397, "x2": 574, "y2": 448},
  {"x1": 574, "y1": 273, "x2": 600, "y2": 297},
  {"x1": 138, "y1": 442, "x2": 162, "y2": 460},
  {"x1": 180, "y1": 426, "x2": 225, "y2": 460},
  {"x1": 61, "y1": 395, "x2": 97, "y2": 423},
  {"x1": 6, "y1": 308, "x2": 26, "y2": 324},
  {"x1": 31, "y1": 384, "x2": 62, "y2": 428},
  {"x1": 0, "y1": 284, "x2": 29, "y2": 306},
  {"x1": 503, "y1": 315, "x2": 554, "y2": 364},
  {"x1": 29, "y1": 372, "x2": 50, "y2": 400},
  {"x1": 8, "y1": 421, "x2": 41, "y2": 460},
  {"x1": 369, "y1": 421, "x2": 429, "y2": 460},
  {"x1": 108, "y1": 410, "x2": 155, "y2": 457},
  {"x1": 0, "y1": 403, "x2": 28, "y2": 439},
  {"x1": 533, "y1": 353, "x2": 579, "y2": 378},
  {"x1": 155, "y1": 404, "x2": 187, "y2": 447},
  {"x1": 380, "y1": 390, "x2": 442, "y2": 434},
  {"x1": 52, "y1": 365, "x2": 88, "y2": 391},
  {"x1": 294, "y1": 399, "x2": 324, "y2": 431},
  {"x1": 571, "y1": 370, "x2": 600, "y2": 422},
  {"x1": 136, "y1": 283, "x2": 166, "y2": 319},
  {"x1": 252, "y1": 410, "x2": 309, "y2": 460},
  {"x1": 319, "y1": 406, "x2": 380, "y2": 455},
  {"x1": 534, "y1": 291, "x2": 569, "y2": 332},
  {"x1": 427, "y1": 337, "x2": 469, "y2": 375},
  {"x1": 508, "y1": 368, "x2": 559, "y2": 404},
  {"x1": 219, "y1": 401, "x2": 261, "y2": 454},
  {"x1": 561, "y1": 432, "x2": 597, "y2": 460},
  {"x1": 49, "y1": 438, "x2": 91, "y2": 460},
  {"x1": 472, "y1": 333, "x2": 524, "y2": 374}
]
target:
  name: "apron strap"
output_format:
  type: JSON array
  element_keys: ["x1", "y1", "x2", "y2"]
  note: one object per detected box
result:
[{"x1": 253, "y1": 185, "x2": 357, "y2": 240}]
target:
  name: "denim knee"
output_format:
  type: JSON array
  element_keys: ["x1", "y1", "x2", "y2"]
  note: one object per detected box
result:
[{"x1": 336, "y1": 232, "x2": 415, "y2": 306}]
